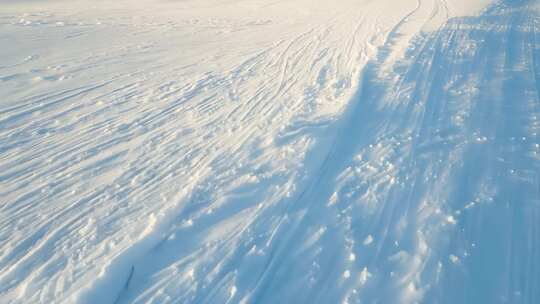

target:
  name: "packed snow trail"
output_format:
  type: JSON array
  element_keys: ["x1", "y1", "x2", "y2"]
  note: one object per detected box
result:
[
  {"x1": 307, "y1": 1, "x2": 540, "y2": 302},
  {"x1": 3, "y1": 0, "x2": 540, "y2": 303},
  {"x1": 192, "y1": 1, "x2": 540, "y2": 303}
]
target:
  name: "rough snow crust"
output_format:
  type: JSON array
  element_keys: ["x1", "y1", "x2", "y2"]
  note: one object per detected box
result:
[{"x1": 5, "y1": 0, "x2": 540, "y2": 303}]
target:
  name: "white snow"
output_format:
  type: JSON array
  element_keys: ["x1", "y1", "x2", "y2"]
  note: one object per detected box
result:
[
  {"x1": 363, "y1": 235, "x2": 374, "y2": 246},
  {"x1": 3, "y1": 0, "x2": 540, "y2": 303},
  {"x1": 359, "y1": 267, "x2": 371, "y2": 285},
  {"x1": 446, "y1": 215, "x2": 457, "y2": 225}
]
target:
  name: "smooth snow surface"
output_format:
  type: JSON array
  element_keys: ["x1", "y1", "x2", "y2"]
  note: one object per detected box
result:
[{"x1": 2, "y1": 0, "x2": 540, "y2": 303}]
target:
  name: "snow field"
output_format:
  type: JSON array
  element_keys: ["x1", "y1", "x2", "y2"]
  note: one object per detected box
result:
[{"x1": 5, "y1": 0, "x2": 538, "y2": 303}]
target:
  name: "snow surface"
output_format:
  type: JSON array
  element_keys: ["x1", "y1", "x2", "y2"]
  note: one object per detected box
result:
[{"x1": 1, "y1": 0, "x2": 539, "y2": 303}]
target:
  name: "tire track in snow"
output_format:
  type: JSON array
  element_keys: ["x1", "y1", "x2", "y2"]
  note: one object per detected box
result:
[
  {"x1": 0, "y1": 1, "x2": 499, "y2": 303},
  {"x1": 245, "y1": 1, "x2": 540, "y2": 303}
]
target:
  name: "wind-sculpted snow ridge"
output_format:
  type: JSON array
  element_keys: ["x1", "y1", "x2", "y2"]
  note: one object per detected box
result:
[{"x1": 7, "y1": 0, "x2": 540, "y2": 303}]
